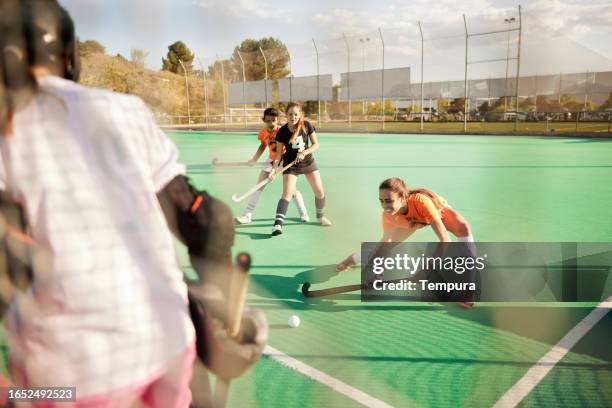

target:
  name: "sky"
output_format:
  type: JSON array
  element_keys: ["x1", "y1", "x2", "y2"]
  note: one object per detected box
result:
[{"x1": 59, "y1": 0, "x2": 612, "y2": 80}]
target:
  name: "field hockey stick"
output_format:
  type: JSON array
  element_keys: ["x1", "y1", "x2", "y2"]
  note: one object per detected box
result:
[
  {"x1": 213, "y1": 252, "x2": 252, "y2": 408},
  {"x1": 211, "y1": 157, "x2": 251, "y2": 167},
  {"x1": 231, "y1": 160, "x2": 296, "y2": 203},
  {"x1": 301, "y1": 275, "x2": 422, "y2": 298}
]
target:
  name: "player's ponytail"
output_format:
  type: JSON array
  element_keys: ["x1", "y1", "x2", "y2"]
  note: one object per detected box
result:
[{"x1": 407, "y1": 187, "x2": 446, "y2": 208}]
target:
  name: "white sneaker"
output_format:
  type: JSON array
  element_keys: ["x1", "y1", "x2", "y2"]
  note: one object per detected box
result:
[
  {"x1": 300, "y1": 213, "x2": 310, "y2": 222},
  {"x1": 271, "y1": 225, "x2": 283, "y2": 236},
  {"x1": 235, "y1": 214, "x2": 252, "y2": 224},
  {"x1": 317, "y1": 216, "x2": 332, "y2": 226}
]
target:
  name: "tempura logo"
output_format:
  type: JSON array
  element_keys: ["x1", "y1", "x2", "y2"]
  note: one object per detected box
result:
[{"x1": 371, "y1": 253, "x2": 487, "y2": 275}]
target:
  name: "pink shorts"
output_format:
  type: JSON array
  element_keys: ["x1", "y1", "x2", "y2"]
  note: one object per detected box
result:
[{"x1": 8, "y1": 342, "x2": 196, "y2": 408}]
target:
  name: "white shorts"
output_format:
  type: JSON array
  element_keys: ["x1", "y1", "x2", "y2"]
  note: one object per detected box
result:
[{"x1": 262, "y1": 159, "x2": 274, "y2": 173}]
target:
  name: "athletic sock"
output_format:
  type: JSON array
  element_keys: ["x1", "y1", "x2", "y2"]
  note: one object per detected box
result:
[
  {"x1": 292, "y1": 190, "x2": 307, "y2": 215},
  {"x1": 315, "y1": 196, "x2": 325, "y2": 218},
  {"x1": 244, "y1": 189, "x2": 263, "y2": 215},
  {"x1": 274, "y1": 199, "x2": 290, "y2": 226}
]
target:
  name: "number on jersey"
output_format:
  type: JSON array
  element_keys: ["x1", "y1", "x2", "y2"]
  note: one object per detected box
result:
[{"x1": 291, "y1": 135, "x2": 306, "y2": 152}]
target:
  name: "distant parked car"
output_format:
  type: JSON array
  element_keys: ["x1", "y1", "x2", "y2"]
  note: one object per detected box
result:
[
  {"x1": 503, "y1": 112, "x2": 527, "y2": 121},
  {"x1": 393, "y1": 112, "x2": 408, "y2": 121}
]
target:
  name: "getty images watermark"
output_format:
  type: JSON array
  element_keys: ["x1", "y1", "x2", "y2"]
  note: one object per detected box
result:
[
  {"x1": 360, "y1": 242, "x2": 612, "y2": 302},
  {"x1": 370, "y1": 252, "x2": 486, "y2": 293}
]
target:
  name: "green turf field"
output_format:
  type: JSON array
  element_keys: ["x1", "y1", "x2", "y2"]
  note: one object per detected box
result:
[
  {"x1": 1, "y1": 132, "x2": 609, "y2": 407},
  {"x1": 170, "y1": 131, "x2": 612, "y2": 407}
]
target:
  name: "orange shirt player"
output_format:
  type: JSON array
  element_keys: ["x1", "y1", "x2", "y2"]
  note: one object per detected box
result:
[{"x1": 336, "y1": 177, "x2": 475, "y2": 270}]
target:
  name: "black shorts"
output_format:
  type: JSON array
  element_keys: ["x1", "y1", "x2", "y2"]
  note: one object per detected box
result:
[{"x1": 284, "y1": 159, "x2": 318, "y2": 176}]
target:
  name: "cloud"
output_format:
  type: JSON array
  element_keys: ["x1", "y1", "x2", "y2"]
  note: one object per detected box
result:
[
  {"x1": 527, "y1": 0, "x2": 612, "y2": 40},
  {"x1": 312, "y1": 0, "x2": 501, "y2": 34},
  {"x1": 310, "y1": 0, "x2": 612, "y2": 40},
  {"x1": 193, "y1": 0, "x2": 291, "y2": 21}
]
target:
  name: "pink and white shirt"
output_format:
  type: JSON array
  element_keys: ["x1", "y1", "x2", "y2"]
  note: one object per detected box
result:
[{"x1": 0, "y1": 75, "x2": 194, "y2": 397}]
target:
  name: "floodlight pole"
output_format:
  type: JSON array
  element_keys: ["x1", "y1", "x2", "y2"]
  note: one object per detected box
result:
[
  {"x1": 312, "y1": 38, "x2": 321, "y2": 128},
  {"x1": 418, "y1": 21, "x2": 424, "y2": 132},
  {"x1": 558, "y1": 72, "x2": 562, "y2": 104},
  {"x1": 197, "y1": 57, "x2": 209, "y2": 128},
  {"x1": 463, "y1": 14, "x2": 468, "y2": 133},
  {"x1": 359, "y1": 37, "x2": 370, "y2": 116},
  {"x1": 237, "y1": 50, "x2": 247, "y2": 128},
  {"x1": 534, "y1": 73, "x2": 538, "y2": 114},
  {"x1": 259, "y1": 46, "x2": 269, "y2": 106},
  {"x1": 584, "y1": 70, "x2": 589, "y2": 110},
  {"x1": 504, "y1": 17, "x2": 515, "y2": 114},
  {"x1": 178, "y1": 58, "x2": 191, "y2": 129},
  {"x1": 379, "y1": 28, "x2": 385, "y2": 130},
  {"x1": 287, "y1": 49, "x2": 293, "y2": 102},
  {"x1": 513, "y1": 5, "x2": 522, "y2": 132},
  {"x1": 218, "y1": 55, "x2": 227, "y2": 130},
  {"x1": 343, "y1": 34, "x2": 351, "y2": 128}
]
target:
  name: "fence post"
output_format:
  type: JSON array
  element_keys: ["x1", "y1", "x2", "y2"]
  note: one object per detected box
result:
[
  {"x1": 312, "y1": 38, "x2": 321, "y2": 129},
  {"x1": 514, "y1": 5, "x2": 522, "y2": 132},
  {"x1": 219, "y1": 56, "x2": 227, "y2": 130},
  {"x1": 236, "y1": 51, "x2": 247, "y2": 128},
  {"x1": 287, "y1": 49, "x2": 293, "y2": 103},
  {"x1": 463, "y1": 14, "x2": 468, "y2": 133},
  {"x1": 418, "y1": 21, "x2": 424, "y2": 132},
  {"x1": 575, "y1": 111, "x2": 579, "y2": 132},
  {"x1": 196, "y1": 57, "x2": 209, "y2": 129},
  {"x1": 343, "y1": 34, "x2": 351, "y2": 128},
  {"x1": 259, "y1": 46, "x2": 269, "y2": 107},
  {"x1": 178, "y1": 58, "x2": 191, "y2": 129},
  {"x1": 379, "y1": 28, "x2": 385, "y2": 131}
]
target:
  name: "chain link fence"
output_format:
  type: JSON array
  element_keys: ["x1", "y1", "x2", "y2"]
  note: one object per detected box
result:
[{"x1": 120, "y1": 6, "x2": 612, "y2": 134}]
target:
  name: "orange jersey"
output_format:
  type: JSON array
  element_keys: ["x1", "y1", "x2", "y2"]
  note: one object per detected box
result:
[
  {"x1": 382, "y1": 193, "x2": 448, "y2": 231},
  {"x1": 258, "y1": 126, "x2": 284, "y2": 160}
]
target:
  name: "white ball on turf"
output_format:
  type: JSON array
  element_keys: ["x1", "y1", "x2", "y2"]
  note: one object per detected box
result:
[{"x1": 288, "y1": 315, "x2": 300, "y2": 328}]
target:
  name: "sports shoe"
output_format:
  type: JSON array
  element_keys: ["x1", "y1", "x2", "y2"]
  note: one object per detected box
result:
[
  {"x1": 300, "y1": 213, "x2": 310, "y2": 222},
  {"x1": 317, "y1": 216, "x2": 332, "y2": 226},
  {"x1": 235, "y1": 214, "x2": 252, "y2": 224},
  {"x1": 271, "y1": 225, "x2": 283, "y2": 236}
]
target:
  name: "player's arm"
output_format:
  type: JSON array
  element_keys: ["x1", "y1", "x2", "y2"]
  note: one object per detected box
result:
[
  {"x1": 302, "y1": 131, "x2": 319, "y2": 156},
  {"x1": 268, "y1": 141, "x2": 285, "y2": 179},
  {"x1": 430, "y1": 218, "x2": 451, "y2": 242},
  {"x1": 336, "y1": 229, "x2": 395, "y2": 272},
  {"x1": 248, "y1": 142, "x2": 267, "y2": 166},
  {"x1": 156, "y1": 175, "x2": 234, "y2": 282}
]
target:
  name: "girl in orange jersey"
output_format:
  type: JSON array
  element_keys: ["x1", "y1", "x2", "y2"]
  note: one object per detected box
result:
[
  {"x1": 235, "y1": 107, "x2": 309, "y2": 224},
  {"x1": 336, "y1": 177, "x2": 474, "y2": 272}
]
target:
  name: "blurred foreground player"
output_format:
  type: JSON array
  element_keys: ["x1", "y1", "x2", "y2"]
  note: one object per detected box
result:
[{"x1": 0, "y1": 1, "x2": 266, "y2": 406}]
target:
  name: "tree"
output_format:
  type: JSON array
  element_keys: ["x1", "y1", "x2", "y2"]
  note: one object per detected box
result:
[
  {"x1": 131, "y1": 48, "x2": 149, "y2": 69},
  {"x1": 230, "y1": 37, "x2": 289, "y2": 81},
  {"x1": 448, "y1": 98, "x2": 465, "y2": 113},
  {"x1": 477, "y1": 101, "x2": 491, "y2": 115},
  {"x1": 559, "y1": 94, "x2": 583, "y2": 111},
  {"x1": 162, "y1": 41, "x2": 194, "y2": 74},
  {"x1": 207, "y1": 59, "x2": 239, "y2": 83},
  {"x1": 599, "y1": 92, "x2": 612, "y2": 111},
  {"x1": 78, "y1": 40, "x2": 105, "y2": 57}
]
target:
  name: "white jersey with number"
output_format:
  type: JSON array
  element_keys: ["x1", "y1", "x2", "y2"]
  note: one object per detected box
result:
[{"x1": 0, "y1": 76, "x2": 194, "y2": 396}]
